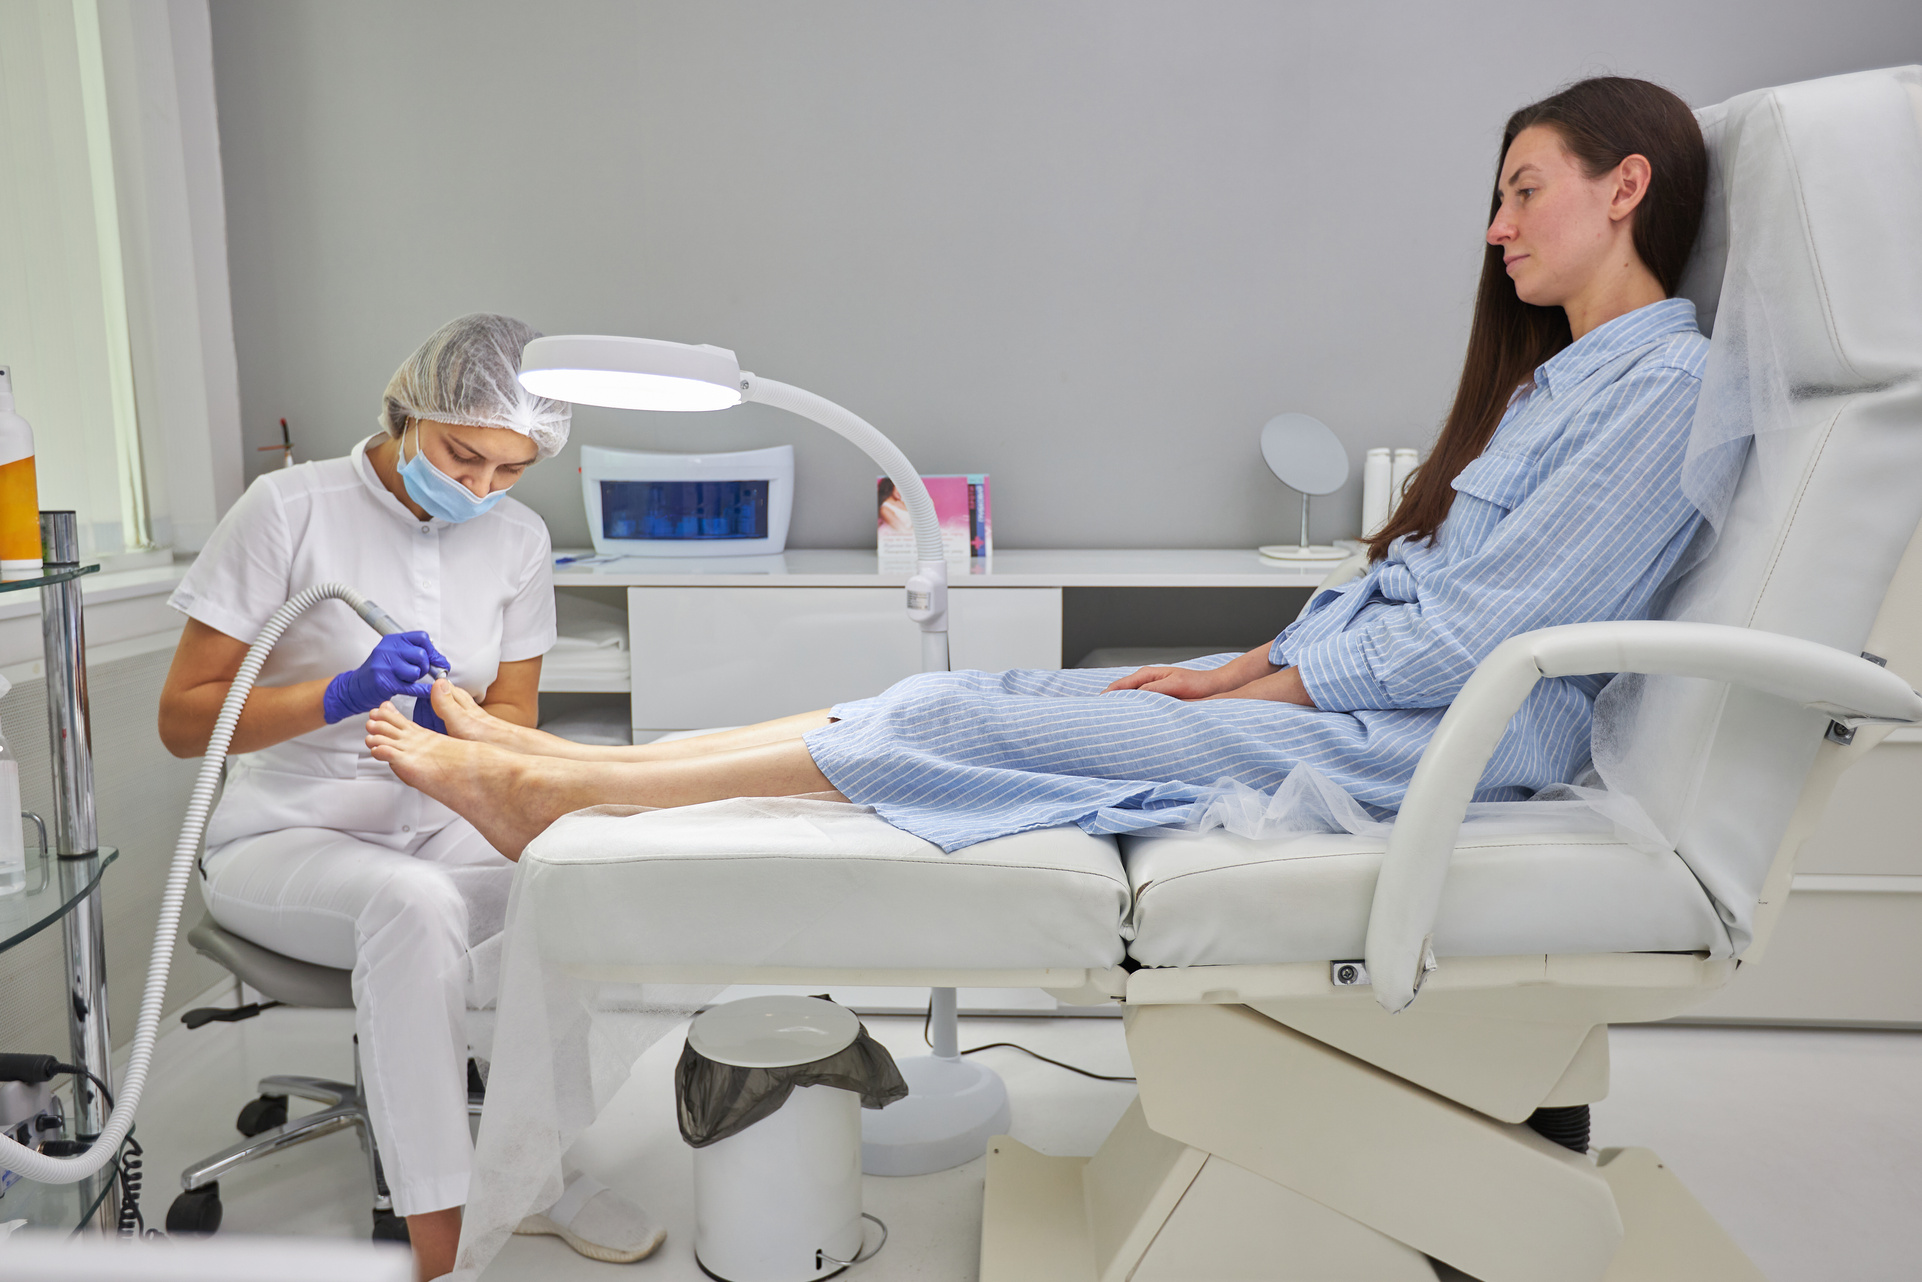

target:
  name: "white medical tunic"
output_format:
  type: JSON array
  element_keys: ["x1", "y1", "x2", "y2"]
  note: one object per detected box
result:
[
  {"x1": 173, "y1": 437, "x2": 556, "y2": 849},
  {"x1": 170, "y1": 437, "x2": 555, "y2": 1216}
]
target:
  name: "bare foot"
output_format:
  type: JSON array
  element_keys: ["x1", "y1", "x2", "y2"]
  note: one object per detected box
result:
[
  {"x1": 429, "y1": 679, "x2": 635, "y2": 762},
  {"x1": 430, "y1": 679, "x2": 536, "y2": 750},
  {"x1": 366, "y1": 702, "x2": 566, "y2": 858}
]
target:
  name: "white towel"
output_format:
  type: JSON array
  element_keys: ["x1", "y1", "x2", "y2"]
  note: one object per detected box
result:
[
  {"x1": 541, "y1": 648, "x2": 632, "y2": 681},
  {"x1": 554, "y1": 592, "x2": 627, "y2": 650}
]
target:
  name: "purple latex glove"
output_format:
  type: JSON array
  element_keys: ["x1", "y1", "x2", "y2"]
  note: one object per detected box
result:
[
  {"x1": 412, "y1": 685, "x2": 448, "y2": 735},
  {"x1": 323, "y1": 631, "x2": 451, "y2": 724}
]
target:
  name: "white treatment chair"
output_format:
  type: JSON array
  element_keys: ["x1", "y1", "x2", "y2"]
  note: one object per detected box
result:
[{"x1": 505, "y1": 66, "x2": 1922, "y2": 1281}]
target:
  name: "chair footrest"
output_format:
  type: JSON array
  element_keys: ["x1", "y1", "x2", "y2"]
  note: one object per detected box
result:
[
  {"x1": 1597, "y1": 1148, "x2": 1767, "y2": 1281},
  {"x1": 979, "y1": 1138, "x2": 1093, "y2": 1281}
]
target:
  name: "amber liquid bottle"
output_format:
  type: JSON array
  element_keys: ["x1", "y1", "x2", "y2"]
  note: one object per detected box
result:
[{"x1": 0, "y1": 366, "x2": 42, "y2": 582}]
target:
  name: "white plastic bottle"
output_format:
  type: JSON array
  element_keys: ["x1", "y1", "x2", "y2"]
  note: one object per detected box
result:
[
  {"x1": 1390, "y1": 448, "x2": 1420, "y2": 504},
  {"x1": 0, "y1": 676, "x2": 23, "y2": 896},
  {"x1": 0, "y1": 368, "x2": 43, "y2": 582},
  {"x1": 1360, "y1": 447, "x2": 1393, "y2": 537}
]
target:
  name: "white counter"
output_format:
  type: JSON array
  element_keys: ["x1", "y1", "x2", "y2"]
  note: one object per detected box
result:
[{"x1": 552, "y1": 547, "x2": 1346, "y2": 589}]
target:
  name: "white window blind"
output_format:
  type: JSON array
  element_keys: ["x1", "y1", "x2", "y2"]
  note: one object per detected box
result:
[{"x1": 0, "y1": 0, "x2": 243, "y2": 563}]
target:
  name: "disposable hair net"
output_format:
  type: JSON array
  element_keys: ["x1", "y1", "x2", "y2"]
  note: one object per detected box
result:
[{"x1": 380, "y1": 313, "x2": 571, "y2": 459}]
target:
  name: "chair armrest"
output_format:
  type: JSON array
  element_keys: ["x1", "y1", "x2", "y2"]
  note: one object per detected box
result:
[{"x1": 1363, "y1": 620, "x2": 1922, "y2": 1013}]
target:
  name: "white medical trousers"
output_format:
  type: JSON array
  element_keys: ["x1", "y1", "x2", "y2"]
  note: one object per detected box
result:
[{"x1": 200, "y1": 820, "x2": 513, "y2": 1216}]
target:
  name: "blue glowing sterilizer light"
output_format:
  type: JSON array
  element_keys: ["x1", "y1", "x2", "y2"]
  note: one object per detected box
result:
[
  {"x1": 600, "y1": 479, "x2": 769, "y2": 541},
  {"x1": 580, "y1": 444, "x2": 794, "y2": 558}
]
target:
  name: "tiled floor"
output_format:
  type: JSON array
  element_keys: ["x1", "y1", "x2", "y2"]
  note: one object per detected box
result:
[{"x1": 120, "y1": 989, "x2": 1922, "y2": 1282}]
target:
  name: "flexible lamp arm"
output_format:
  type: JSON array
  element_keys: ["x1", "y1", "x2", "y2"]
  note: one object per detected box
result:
[{"x1": 741, "y1": 374, "x2": 950, "y2": 673}]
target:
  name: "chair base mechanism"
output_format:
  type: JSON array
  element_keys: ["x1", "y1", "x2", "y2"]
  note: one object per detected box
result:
[
  {"x1": 173, "y1": 1049, "x2": 486, "y2": 1238},
  {"x1": 860, "y1": 1052, "x2": 1012, "y2": 1175},
  {"x1": 980, "y1": 1002, "x2": 1766, "y2": 1282}
]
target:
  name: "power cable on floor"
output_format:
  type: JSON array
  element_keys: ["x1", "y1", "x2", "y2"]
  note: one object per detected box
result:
[{"x1": 921, "y1": 1005, "x2": 1136, "y2": 1083}]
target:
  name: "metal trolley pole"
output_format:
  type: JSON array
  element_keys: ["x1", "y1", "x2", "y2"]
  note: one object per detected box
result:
[{"x1": 38, "y1": 511, "x2": 117, "y2": 1232}]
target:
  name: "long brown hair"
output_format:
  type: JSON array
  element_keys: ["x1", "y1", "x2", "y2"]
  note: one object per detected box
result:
[{"x1": 1363, "y1": 77, "x2": 1708, "y2": 562}]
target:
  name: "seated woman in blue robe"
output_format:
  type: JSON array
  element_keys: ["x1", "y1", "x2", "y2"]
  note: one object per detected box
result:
[{"x1": 363, "y1": 75, "x2": 1715, "y2": 862}]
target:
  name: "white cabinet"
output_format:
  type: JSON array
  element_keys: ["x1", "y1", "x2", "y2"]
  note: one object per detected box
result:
[
  {"x1": 553, "y1": 550, "x2": 1326, "y2": 732},
  {"x1": 628, "y1": 586, "x2": 1061, "y2": 732},
  {"x1": 1685, "y1": 731, "x2": 1922, "y2": 1026}
]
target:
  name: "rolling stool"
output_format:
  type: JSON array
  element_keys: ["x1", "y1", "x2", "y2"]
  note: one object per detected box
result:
[{"x1": 167, "y1": 913, "x2": 484, "y2": 1240}]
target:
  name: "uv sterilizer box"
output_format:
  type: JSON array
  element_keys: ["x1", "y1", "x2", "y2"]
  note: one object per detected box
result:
[{"x1": 581, "y1": 444, "x2": 794, "y2": 557}]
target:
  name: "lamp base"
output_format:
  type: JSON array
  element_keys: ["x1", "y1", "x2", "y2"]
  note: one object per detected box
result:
[
  {"x1": 1257, "y1": 543, "x2": 1350, "y2": 565},
  {"x1": 861, "y1": 1054, "x2": 1011, "y2": 1176}
]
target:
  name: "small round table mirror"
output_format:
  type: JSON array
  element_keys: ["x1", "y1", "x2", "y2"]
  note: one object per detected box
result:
[
  {"x1": 1258, "y1": 413, "x2": 1350, "y2": 562},
  {"x1": 1260, "y1": 413, "x2": 1349, "y2": 495}
]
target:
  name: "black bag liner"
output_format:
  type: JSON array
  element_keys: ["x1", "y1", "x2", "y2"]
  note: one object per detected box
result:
[{"x1": 675, "y1": 1007, "x2": 909, "y2": 1148}]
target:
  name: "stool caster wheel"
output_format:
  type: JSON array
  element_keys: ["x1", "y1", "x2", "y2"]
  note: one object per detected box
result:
[
  {"x1": 372, "y1": 1208, "x2": 411, "y2": 1243},
  {"x1": 167, "y1": 1183, "x2": 223, "y2": 1235},
  {"x1": 236, "y1": 1093, "x2": 289, "y2": 1136}
]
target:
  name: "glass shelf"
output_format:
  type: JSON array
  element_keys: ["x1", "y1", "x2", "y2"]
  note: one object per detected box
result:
[
  {"x1": 0, "y1": 847, "x2": 117, "y2": 956},
  {"x1": 0, "y1": 840, "x2": 125, "y2": 1232},
  {"x1": 0, "y1": 1137, "x2": 123, "y2": 1233},
  {"x1": 0, "y1": 564, "x2": 100, "y2": 594}
]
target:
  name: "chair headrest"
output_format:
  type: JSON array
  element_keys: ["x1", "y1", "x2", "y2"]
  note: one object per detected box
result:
[{"x1": 1679, "y1": 66, "x2": 1922, "y2": 392}]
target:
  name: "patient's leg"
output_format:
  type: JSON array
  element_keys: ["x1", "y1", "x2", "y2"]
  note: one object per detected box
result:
[
  {"x1": 366, "y1": 703, "x2": 839, "y2": 860},
  {"x1": 430, "y1": 680, "x2": 830, "y2": 763}
]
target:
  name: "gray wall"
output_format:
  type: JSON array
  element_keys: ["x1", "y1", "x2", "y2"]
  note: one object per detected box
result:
[{"x1": 208, "y1": 1, "x2": 1922, "y2": 551}]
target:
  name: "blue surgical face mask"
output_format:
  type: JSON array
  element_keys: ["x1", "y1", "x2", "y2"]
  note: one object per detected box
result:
[{"x1": 399, "y1": 422, "x2": 507, "y2": 523}]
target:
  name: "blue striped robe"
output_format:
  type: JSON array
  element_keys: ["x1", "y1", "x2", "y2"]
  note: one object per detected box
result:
[{"x1": 805, "y1": 299, "x2": 1710, "y2": 852}]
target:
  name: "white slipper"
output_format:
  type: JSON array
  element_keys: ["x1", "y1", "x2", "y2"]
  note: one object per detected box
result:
[{"x1": 515, "y1": 1175, "x2": 666, "y2": 1263}]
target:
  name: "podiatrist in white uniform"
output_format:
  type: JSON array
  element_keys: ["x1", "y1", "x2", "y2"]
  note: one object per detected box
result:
[{"x1": 160, "y1": 314, "x2": 662, "y2": 1278}]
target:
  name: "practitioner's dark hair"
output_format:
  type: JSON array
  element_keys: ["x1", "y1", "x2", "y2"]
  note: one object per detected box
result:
[{"x1": 1364, "y1": 77, "x2": 1707, "y2": 563}]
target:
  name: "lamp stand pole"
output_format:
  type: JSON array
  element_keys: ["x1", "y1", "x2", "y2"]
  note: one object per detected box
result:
[{"x1": 741, "y1": 376, "x2": 1009, "y2": 1176}]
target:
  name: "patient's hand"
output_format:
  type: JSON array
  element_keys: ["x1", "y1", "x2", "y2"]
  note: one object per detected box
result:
[
  {"x1": 1205, "y1": 666, "x2": 1318, "y2": 708},
  {"x1": 1105, "y1": 644, "x2": 1283, "y2": 700},
  {"x1": 1104, "y1": 665, "x2": 1241, "y2": 700}
]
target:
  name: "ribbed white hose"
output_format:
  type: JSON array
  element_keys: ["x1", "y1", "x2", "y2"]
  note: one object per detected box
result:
[{"x1": 0, "y1": 582, "x2": 373, "y2": 1183}]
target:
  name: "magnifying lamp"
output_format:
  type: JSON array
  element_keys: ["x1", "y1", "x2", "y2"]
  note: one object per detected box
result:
[
  {"x1": 1255, "y1": 412, "x2": 1351, "y2": 564},
  {"x1": 521, "y1": 335, "x2": 951, "y2": 672},
  {"x1": 518, "y1": 335, "x2": 1006, "y2": 1175}
]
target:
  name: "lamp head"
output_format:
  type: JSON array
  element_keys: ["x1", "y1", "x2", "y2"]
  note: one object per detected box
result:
[{"x1": 517, "y1": 335, "x2": 744, "y2": 412}]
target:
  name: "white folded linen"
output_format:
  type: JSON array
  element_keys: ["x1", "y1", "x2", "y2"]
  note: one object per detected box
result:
[
  {"x1": 554, "y1": 592, "x2": 628, "y2": 650},
  {"x1": 540, "y1": 647, "x2": 631, "y2": 680},
  {"x1": 538, "y1": 704, "x2": 633, "y2": 747}
]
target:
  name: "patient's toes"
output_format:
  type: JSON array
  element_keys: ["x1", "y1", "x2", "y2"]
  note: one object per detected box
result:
[{"x1": 431, "y1": 680, "x2": 485, "y2": 737}]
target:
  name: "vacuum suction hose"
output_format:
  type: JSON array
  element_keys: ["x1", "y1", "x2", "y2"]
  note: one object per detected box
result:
[{"x1": 0, "y1": 582, "x2": 395, "y2": 1184}]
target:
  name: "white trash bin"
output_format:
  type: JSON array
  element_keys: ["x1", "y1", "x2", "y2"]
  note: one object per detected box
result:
[{"x1": 682, "y1": 996, "x2": 902, "y2": 1282}]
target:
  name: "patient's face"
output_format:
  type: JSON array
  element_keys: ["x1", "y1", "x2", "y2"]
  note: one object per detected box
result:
[{"x1": 1485, "y1": 125, "x2": 1627, "y2": 310}]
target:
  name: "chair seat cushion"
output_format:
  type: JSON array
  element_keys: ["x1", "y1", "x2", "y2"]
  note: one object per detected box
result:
[
  {"x1": 520, "y1": 798, "x2": 1130, "y2": 971},
  {"x1": 186, "y1": 913, "x2": 354, "y2": 1008},
  {"x1": 1121, "y1": 827, "x2": 1732, "y2": 968}
]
